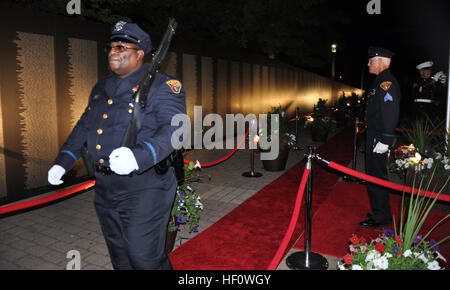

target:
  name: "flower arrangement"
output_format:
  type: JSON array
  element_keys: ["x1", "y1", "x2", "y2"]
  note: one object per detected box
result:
[
  {"x1": 391, "y1": 116, "x2": 450, "y2": 176},
  {"x1": 338, "y1": 231, "x2": 446, "y2": 270},
  {"x1": 168, "y1": 160, "x2": 208, "y2": 233},
  {"x1": 391, "y1": 144, "x2": 450, "y2": 174},
  {"x1": 338, "y1": 172, "x2": 449, "y2": 270}
]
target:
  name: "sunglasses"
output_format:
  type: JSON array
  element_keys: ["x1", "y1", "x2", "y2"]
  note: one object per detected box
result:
[{"x1": 104, "y1": 44, "x2": 141, "y2": 53}]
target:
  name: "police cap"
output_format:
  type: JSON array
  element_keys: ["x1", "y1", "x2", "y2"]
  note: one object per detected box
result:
[
  {"x1": 368, "y1": 46, "x2": 395, "y2": 59},
  {"x1": 110, "y1": 21, "x2": 152, "y2": 54}
]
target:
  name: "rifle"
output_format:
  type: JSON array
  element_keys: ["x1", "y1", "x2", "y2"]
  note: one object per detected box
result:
[{"x1": 120, "y1": 18, "x2": 178, "y2": 147}]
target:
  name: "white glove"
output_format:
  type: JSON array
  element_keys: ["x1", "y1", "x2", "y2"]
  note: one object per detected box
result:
[
  {"x1": 48, "y1": 165, "x2": 66, "y2": 185},
  {"x1": 109, "y1": 147, "x2": 139, "y2": 175},
  {"x1": 373, "y1": 142, "x2": 389, "y2": 154},
  {"x1": 432, "y1": 71, "x2": 447, "y2": 84}
]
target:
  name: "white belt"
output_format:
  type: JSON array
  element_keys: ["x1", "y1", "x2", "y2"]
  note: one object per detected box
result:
[{"x1": 414, "y1": 99, "x2": 432, "y2": 103}]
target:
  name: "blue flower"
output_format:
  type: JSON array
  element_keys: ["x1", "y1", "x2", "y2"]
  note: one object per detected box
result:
[
  {"x1": 384, "y1": 229, "x2": 394, "y2": 237},
  {"x1": 193, "y1": 227, "x2": 198, "y2": 232},
  {"x1": 414, "y1": 234, "x2": 422, "y2": 245},
  {"x1": 177, "y1": 216, "x2": 184, "y2": 223},
  {"x1": 430, "y1": 239, "x2": 440, "y2": 252}
]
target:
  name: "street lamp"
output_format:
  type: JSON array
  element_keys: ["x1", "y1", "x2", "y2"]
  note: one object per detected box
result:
[{"x1": 331, "y1": 43, "x2": 337, "y2": 80}]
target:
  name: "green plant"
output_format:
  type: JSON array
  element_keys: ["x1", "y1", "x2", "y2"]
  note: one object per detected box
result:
[
  {"x1": 168, "y1": 161, "x2": 210, "y2": 233},
  {"x1": 391, "y1": 116, "x2": 450, "y2": 175},
  {"x1": 305, "y1": 98, "x2": 334, "y2": 131},
  {"x1": 263, "y1": 105, "x2": 296, "y2": 151},
  {"x1": 338, "y1": 171, "x2": 449, "y2": 270}
]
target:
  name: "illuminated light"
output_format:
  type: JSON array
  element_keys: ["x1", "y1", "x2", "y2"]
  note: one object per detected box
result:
[
  {"x1": 408, "y1": 144, "x2": 415, "y2": 151},
  {"x1": 254, "y1": 135, "x2": 260, "y2": 144},
  {"x1": 331, "y1": 44, "x2": 337, "y2": 53},
  {"x1": 409, "y1": 152, "x2": 422, "y2": 164}
]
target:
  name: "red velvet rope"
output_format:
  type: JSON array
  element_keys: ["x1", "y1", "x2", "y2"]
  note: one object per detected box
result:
[
  {"x1": 267, "y1": 167, "x2": 310, "y2": 270},
  {"x1": 0, "y1": 180, "x2": 96, "y2": 215},
  {"x1": 328, "y1": 161, "x2": 450, "y2": 202},
  {"x1": 0, "y1": 129, "x2": 251, "y2": 215},
  {"x1": 184, "y1": 128, "x2": 250, "y2": 168}
]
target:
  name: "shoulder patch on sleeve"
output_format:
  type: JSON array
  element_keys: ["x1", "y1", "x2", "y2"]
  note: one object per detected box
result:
[
  {"x1": 384, "y1": 92, "x2": 393, "y2": 102},
  {"x1": 380, "y1": 81, "x2": 392, "y2": 91},
  {"x1": 166, "y1": 79, "x2": 182, "y2": 94}
]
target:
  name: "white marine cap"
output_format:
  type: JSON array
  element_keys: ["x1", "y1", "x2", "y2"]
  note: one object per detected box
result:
[{"x1": 416, "y1": 61, "x2": 433, "y2": 70}]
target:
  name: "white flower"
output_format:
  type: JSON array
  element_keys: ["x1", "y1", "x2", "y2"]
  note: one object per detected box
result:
[
  {"x1": 423, "y1": 158, "x2": 434, "y2": 169},
  {"x1": 384, "y1": 252, "x2": 393, "y2": 258},
  {"x1": 427, "y1": 261, "x2": 441, "y2": 270},
  {"x1": 436, "y1": 251, "x2": 447, "y2": 262},
  {"x1": 352, "y1": 265, "x2": 363, "y2": 270},
  {"x1": 365, "y1": 250, "x2": 380, "y2": 262},
  {"x1": 404, "y1": 249, "x2": 412, "y2": 257},
  {"x1": 337, "y1": 263, "x2": 346, "y2": 270},
  {"x1": 373, "y1": 256, "x2": 389, "y2": 270},
  {"x1": 194, "y1": 160, "x2": 202, "y2": 169},
  {"x1": 195, "y1": 199, "x2": 204, "y2": 210},
  {"x1": 414, "y1": 252, "x2": 429, "y2": 263}
]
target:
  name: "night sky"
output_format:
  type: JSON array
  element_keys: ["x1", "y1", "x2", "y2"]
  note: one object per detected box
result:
[
  {"x1": 7, "y1": 0, "x2": 450, "y2": 92},
  {"x1": 335, "y1": 0, "x2": 449, "y2": 91}
]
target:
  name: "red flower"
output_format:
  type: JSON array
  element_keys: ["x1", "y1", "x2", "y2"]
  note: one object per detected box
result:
[
  {"x1": 343, "y1": 254, "x2": 353, "y2": 265},
  {"x1": 349, "y1": 235, "x2": 359, "y2": 245},
  {"x1": 395, "y1": 235, "x2": 403, "y2": 246},
  {"x1": 360, "y1": 237, "x2": 367, "y2": 244},
  {"x1": 375, "y1": 243, "x2": 385, "y2": 254}
]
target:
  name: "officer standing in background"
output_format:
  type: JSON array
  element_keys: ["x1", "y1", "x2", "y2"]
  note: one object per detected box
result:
[
  {"x1": 360, "y1": 47, "x2": 400, "y2": 229},
  {"x1": 47, "y1": 21, "x2": 186, "y2": 269},
  {"x1": 411, "y1": 61, "x2": 446, "y2": 121}
]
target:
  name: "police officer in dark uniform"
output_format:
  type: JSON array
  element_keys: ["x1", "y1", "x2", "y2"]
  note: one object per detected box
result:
[
  {"x1": 47, "y1": 21, "x2": 186, "y2": 269},
  {"x1": 360, "y1": 47, "x2": 400, "y2": 229}
]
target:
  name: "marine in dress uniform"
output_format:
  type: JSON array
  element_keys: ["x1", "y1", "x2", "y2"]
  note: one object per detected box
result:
[
  {"x1": 48, "y1": 21, "x2": 186, "y2": 269},
  {"x1": 411, "y1": 61, "x2": 444, "y2": 121},
  {"x1": 360, "y1": 47, "x2": 400, "y2": 229},
  {"x1": 412, "y1": 61, "x2": 440, "y2": 121}
]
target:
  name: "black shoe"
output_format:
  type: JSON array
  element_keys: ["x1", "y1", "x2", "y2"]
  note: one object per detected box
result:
[{"x1": 359, "y1": 218, "x2": 392, "y2": 229}]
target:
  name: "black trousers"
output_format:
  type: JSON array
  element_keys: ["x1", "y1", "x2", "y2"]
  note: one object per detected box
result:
[
  {"x1": 94, "y1": 168, "x2": 177, "y2": 270},
  {"x1": 364, "y1": 133, "x2": 392, "y2": 222}
]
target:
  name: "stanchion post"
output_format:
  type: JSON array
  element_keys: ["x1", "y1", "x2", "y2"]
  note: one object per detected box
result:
[
  {"x1": 242, "y1": 122, "x2": 262, "y2": 178},
  {"x1": 295, "y1": 107, "x2": 299, "y2": 147},
  {"x1": 286, "y1": 147, "x2": 328, "y2": 270},
  {"x1": 343, "y1": 117, "x2": 361, "y2": 183}
]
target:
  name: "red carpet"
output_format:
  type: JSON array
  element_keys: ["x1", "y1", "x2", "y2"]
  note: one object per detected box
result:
[
  {"x1": 293, "y1": 182, "x2": 450, "y2": 266},
  {"x1": 169, "y1": 127, "x2": 355, "y2": 269}
]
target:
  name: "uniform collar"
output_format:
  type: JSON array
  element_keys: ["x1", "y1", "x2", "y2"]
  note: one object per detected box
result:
[
  {"x1": 112, "y1": 63, "x2": 150, "y2": 98},
  {"x1": 374, "y1": 68, "x2": 390, "y2": 82}
]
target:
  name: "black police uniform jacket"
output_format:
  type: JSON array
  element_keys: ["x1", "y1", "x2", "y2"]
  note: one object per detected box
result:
[
  {"x1": 54, "y1": 62, "x2": 186, "y2": 193},
  {"x1": 365, "y1": 69, "x2": 401, "y2": 146}
]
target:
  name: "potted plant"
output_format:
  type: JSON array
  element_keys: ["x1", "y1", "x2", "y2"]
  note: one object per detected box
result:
[
  {"x1": 390, "y1": 117, "x2": 449, "y2": 195},
  {"x1": 306, "y1": 98, "x2": 334, "y2": 142},
  {"x1": 165, "y1": 160, "x2": 209, "y2": 254},
  {"x1": 260, "y1": 105, "x2": 297, "y2": 171},
  {"x1": 338, "y1": 171, "x2": 449, "y2": 270}
]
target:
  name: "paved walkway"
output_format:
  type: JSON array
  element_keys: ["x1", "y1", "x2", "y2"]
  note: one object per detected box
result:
[{"x1": 0, "y1": 125, "x2": 345, "y2": 270}]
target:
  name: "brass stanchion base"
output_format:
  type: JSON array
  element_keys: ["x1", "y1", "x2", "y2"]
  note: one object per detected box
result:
[
  {"x1": 242, "y1": 171, "x2": 262, "y2": 178},
  {"x1": 286, "y1": 251, "x2": 329, "y2": 270}
]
